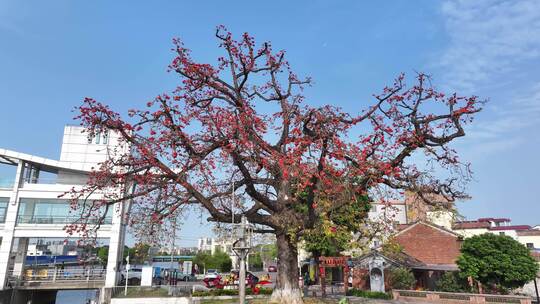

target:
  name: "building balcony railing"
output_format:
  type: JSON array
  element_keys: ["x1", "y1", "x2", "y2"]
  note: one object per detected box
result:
[
  {"x1": 21, "y1": 177, "x2": 91, "y2": 188},
  {"x1": 16, "y1": 215, "x2": 113, "y2": 225},
  {"x1": 23, "y1": 177, "x2": 56, "y2": 184}
]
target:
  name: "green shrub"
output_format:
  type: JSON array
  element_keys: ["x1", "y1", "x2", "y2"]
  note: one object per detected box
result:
[
  {"x1": 435, "y1": 272, "x2": 468, "y2": 292},
  {"x1": 387, "y1": 267, "x2": 416, "y2": 290},
  {"x1": 346, "y1": 289, "x2": 392, "y2": 299}
]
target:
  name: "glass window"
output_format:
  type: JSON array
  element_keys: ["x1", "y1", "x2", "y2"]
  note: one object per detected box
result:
[
  {"x1": 17, "y1": 198, "x2": 112, "y2": 225},
  {"x1": 95, "y1": 132, "x2": 101, "y2": 144},
  {"x1": 0, "y1": 197, "x2": 8, "y2": 223},
  {"x1": 102, "y1": 131, "x2": 109, "y2": 144},
  {"x1": 527, "y1": 243, "x2": 534, "y2": 249}
]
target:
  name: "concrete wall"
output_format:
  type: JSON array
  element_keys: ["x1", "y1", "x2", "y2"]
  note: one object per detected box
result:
[{"x1": 392, "y1": 290, "x2": 532, "y2": 304}]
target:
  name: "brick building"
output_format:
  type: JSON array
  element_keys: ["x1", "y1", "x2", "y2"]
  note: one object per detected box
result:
[
  {"x1": 394, "y1": 221, "x2": 462, "y2": 266},
  {"x1": 393, "y1": 221, "x2": 462, "y2": 289},
  {"x1": 351, "y1": 221, "x2": 463, "y2": 291}
]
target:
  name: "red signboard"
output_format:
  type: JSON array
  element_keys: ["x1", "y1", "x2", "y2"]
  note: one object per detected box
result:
[{"x1": 319, "y1": 256, "x2": 350, "y2": 267}]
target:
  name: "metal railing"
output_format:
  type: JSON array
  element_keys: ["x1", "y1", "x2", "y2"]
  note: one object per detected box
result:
[
  {"x1": 22, "y1": 177, "x2": 58, "y2": 185},
  {"x1": 16, "y1": 215, "x2": 113, "y2": 225},
  {"x1": 8, "y1": 267, "x2": 106, "y2": 283}
]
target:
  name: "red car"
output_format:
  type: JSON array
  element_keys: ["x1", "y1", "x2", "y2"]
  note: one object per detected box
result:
[
  {"x1": 267, "y1": 265, "x2": 277, "y2": 272},
  {"x1": 203, "y1": 275, "x2": 223, "y2": 288}
]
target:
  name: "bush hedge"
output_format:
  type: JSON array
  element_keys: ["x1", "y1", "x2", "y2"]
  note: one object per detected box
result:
[
  {"x1": 346, "y1": 289, "x2": 392, "y2": 299},
  {"x1": 387, "y1": 267, "x2": 416, "y2": 290},
  {"x1": 435, "y1": 271, "x2": 468, "y2": 292}
]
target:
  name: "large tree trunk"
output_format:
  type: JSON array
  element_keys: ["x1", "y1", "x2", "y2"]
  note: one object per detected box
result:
[
  {"x1": 312, "y1": 250, "x2": 321, "y2": 284},
  {"x1": 270, "y1": 232, "x2": 303, "y2": 304}
]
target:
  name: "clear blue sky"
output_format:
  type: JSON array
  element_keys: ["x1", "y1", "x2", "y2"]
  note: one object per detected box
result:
[{"x1": 1, "y1": 1, "x2": 539, "y2": 246}]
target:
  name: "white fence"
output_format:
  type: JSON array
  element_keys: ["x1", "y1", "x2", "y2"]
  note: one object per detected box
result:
[{"x1": 8, "y1": 267, "x2": 106, "y2": 283}]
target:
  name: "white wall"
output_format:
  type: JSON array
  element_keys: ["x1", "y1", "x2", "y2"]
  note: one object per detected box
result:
[
  {"x1": 453, "y1": 228, "x2": 490, "y2": 238},
  {"x1": 517, "y1": 235, "x2": 540, "y2": 249},
  {"x1": 59, "y1": 126, "x2": 125, "y2": 170},
  {"x1": 427, "y1": 211, "x2": 454, "y2": 230},
  {"x1": 368, "y1": 203, "x2": 407, "y2": 224}
]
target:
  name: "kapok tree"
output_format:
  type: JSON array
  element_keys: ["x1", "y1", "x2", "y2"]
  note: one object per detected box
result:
[{"x1": 69, "y1": 27, "x2": 481, "y2": 303}]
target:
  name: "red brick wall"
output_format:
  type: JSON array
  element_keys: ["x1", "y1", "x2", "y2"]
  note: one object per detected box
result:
[
  {"x1": 352, "y1": 268, "x2": 369, "y2": 289},
  {"x1": 395, "y1": 223, "x2": 461, "y2": 264}
]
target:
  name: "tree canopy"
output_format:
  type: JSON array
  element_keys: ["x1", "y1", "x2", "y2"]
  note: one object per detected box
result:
[
  {"x1": 68, "y1": 27, "x2": 481, "y2": 303},
  {"x1": 193, "y1": 249, "x2": 232, "y2": 272},
  {"x1": 457, "y1": 233, "x2": 539, "y2": 291},
  {"x1": 302, "y1": 194, "x2": 371, "y2": 256}
]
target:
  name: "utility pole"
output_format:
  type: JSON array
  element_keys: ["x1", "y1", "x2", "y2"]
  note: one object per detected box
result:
[
  {"x1": 169, "y1": 216, "x2": 177, "y2": 290},
  {"x1": 534, "y1": 277, "x2": 539, "y2": 304},
  {"x1": 232, "y1": 215, "x2": 251, "y2": 304}
]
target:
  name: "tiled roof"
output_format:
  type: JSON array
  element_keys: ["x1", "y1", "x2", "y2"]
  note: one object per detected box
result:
[
  {"x1": 516, "y1": 230, "x2": 540, "y2": 236},
  {"x1": 395, "y1": 221, "x2": 459, "y2": 237},
  {"x1": 489, "y1": 225, "x2": 531, "y2": 231},
  {"x1": 452, "y1": 221, "x2": 491, "y2": 229},
  {"x1": 478, "y1": 217, "x2": 511, "y2": 223},
  {"x1": 396, "y1": 224, "x2": 411, "y2": 231},
  {"x1": 412, "y1": 264, "x2": 459, "y2": 271}
]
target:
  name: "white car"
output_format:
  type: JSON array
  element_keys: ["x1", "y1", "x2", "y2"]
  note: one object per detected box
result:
[
  {"x1": 120, "y1": 268, "x2": 142, "y2": 283},
  {"x1": 204, "y1": 269, "x2": 220, "y2": 279}
]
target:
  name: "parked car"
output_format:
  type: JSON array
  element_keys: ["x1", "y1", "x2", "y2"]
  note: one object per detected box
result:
[
  {"x1": 231, "y1": 270, "x2": 259, "y2": 287},
  {"x1": 203, "y1": 274, "x2": 223, "y2": 288},
  {"x1": 176, "y1": 272, "x2": 196, "y2": 281},
  {"x1": 267, "y1": 265, "x2": 277, "y2": 272},
  {"x1": 204, "y1": 269, "x2": 220, "y2": 279},
  {"x1": 120, "y1": 268, "x2": 142, "y2": 285}
]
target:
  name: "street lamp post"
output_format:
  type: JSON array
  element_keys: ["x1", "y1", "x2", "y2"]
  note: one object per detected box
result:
[
  {"x1": 232, "y1": 215, "x2": 252, "y2": 304},
  {"x1": 124, "y1": 255, "x2": 130, "y2": 296}
]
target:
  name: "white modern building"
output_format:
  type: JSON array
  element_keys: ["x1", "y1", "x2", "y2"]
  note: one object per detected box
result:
[
  {"x1": 0, "y1": 125, "x2": 130, "y2": 291},
  {"x1": 197, "y1": 237, "x2": 238, "y2": 268},
  {"x1": 452, "y1": 217, "x2": 540, "y2": 249}
]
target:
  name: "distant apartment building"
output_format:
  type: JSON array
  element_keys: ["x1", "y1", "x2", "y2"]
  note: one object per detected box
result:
[
  {"x1": 453, "y1": 217, "x2": 540, "y2": 249},
  {"x1": 0, "y1": 125, "x2": 131, "y2": 289}
]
